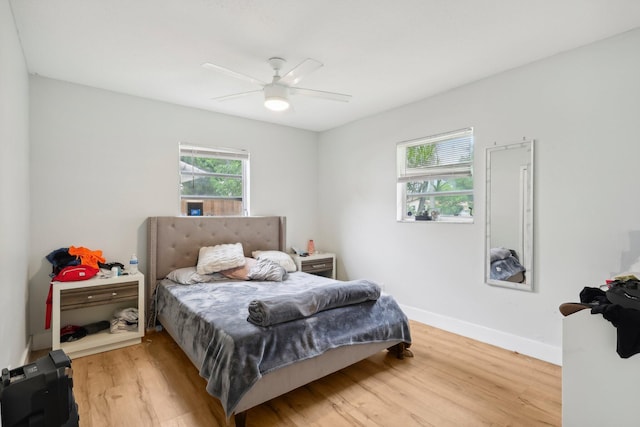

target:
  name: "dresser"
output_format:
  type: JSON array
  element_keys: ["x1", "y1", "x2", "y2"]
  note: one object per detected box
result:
[{"x1": 51, "y1": 273, "x2": 144, "y2": 359}]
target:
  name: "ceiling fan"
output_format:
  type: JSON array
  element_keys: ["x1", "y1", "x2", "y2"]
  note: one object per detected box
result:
[{"x1": 202, "y1": 57, "x2": 352, "y2": 112}]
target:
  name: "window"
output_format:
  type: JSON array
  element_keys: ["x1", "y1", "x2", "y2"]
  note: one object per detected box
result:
[
  {"x1": 179, "y1": 144, "x2": 249, "y2": 216},
  {"x1": 397, "y1": 128, "x2": 473, "y2": 222}
]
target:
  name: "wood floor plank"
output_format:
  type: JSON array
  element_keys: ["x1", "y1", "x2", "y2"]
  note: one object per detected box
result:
[{"x1": 62, "y1": 320, "x2": 560, "y2": 426}]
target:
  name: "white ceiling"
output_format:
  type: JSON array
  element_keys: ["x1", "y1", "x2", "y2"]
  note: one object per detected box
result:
[{"x1": 9, "y1": 0, "x2": 640, "y2": 132}]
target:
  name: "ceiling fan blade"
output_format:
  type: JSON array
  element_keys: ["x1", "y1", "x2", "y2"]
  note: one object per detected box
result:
[
  {"x1": 291, "y1": 87, "x2": 352, "y2": 102},
  {"x1": 202, "y1": 62, "x2": 266, "y2": 86},
  {"x1": 212, "y1": 90, "x2": 263, "y2": 102},
  {"x1": 279, "y1": 58, "x2": 323, "y2": 86}
]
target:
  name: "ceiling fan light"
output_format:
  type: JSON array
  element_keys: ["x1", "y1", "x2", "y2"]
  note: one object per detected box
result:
[
  {"x1": 264, "y1": 85, "x2": 290, "y2": 111},
  {"x1": 264, "y1": 97, "x2": 290, "y2": 111}
]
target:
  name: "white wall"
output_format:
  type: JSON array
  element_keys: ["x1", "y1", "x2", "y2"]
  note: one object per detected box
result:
[
  {"x1": 28, "y1": 77, "x2": 319, "y2": 348},
  {"x1": 318, "y1": 28, "x2": 640, "y2": 365},
  {"x1": 0, "y1": 0, "x2": 30, "y2": 369}
]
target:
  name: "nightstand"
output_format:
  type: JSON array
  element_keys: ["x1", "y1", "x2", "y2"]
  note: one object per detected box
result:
[
  {"x1": 293, "y1": 253, "x2": 336, "y2": 279},
  {"x1": 51, "y1": 273, "x2": 145, "y2": 359}
]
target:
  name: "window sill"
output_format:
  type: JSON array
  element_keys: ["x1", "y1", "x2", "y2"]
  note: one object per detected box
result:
[{"x1": 398, "y1": 216, "x2": 474, "y2": 224}]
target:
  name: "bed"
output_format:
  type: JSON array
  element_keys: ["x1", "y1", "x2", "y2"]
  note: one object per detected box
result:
[{"x1": 147, "y1": 216, "x2": 412, "y2": 426}]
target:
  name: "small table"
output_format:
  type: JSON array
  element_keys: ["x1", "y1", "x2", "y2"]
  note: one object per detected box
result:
[{"x1": 293, "y1": 253, "x2": 336, "y2": 279}]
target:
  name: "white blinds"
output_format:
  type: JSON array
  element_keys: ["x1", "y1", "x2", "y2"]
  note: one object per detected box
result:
[
  {"x1": 397, "y1": 128, "x2": 473, "y2": 183},
  {"x1": 179, "y1": 143, "x2": 249, "y2": 161}
]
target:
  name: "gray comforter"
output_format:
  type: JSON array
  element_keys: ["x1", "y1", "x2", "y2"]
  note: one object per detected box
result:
[{"x1": 155, "y1": 272, "x2": 411, "y2": 416}]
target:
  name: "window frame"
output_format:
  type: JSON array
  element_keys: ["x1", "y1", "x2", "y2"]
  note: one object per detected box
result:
[
  {"x1": 179, "y1": 143, "x2": 250, "y2": 216},
  {"x1": 396, "y1": 128, "x2": 474, "y2": 223}
]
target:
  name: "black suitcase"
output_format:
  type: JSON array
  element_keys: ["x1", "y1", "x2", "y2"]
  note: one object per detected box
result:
[{"x1": 0, "y1": 349, "x2": 79, "y2": 427}]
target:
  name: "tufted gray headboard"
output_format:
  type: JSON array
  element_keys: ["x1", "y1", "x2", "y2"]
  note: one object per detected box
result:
[{"x1": 146, "y1": 216, "x2": 286, "y2": 310}]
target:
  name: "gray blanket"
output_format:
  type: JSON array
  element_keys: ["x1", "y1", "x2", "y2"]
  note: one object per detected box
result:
[
  {"x1": 247, "y1": 279, "x2": 381, "y2": 326},
  {"x1": 155, "y1": 272, "x2": 411, "y2": 417}
]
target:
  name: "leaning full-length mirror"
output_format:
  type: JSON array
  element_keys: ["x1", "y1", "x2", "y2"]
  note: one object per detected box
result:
[{"x1": 485, "y1": 140, "x2": 534, "y2": 291}]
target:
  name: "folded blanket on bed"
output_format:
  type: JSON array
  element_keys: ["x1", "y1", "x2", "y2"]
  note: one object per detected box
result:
[{"x1": 247, "y1": 279, "x2": 381, "y2": 326}]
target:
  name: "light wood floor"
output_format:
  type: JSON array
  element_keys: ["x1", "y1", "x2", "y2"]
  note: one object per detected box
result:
[{"x1": 59, "y1": 321, "x2": 560, "y2": 426}]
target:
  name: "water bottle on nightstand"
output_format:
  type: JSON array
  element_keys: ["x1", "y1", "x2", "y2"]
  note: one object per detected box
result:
[{"x1": 129, "y1": 254, "x2": 139, "y2": 274}]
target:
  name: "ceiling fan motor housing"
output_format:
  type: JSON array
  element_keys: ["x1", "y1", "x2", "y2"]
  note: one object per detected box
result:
[{"x1": 268, "y1": 57, "x2": 286, "y2": 74}]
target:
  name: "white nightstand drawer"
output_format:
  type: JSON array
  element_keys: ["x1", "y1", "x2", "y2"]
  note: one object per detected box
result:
[
  {"x1": 61, "y1": 281, "x2": 138, "y2": 310},
  {"x1": 299, "y1": 257, "x2": 333, "y2": 273}
]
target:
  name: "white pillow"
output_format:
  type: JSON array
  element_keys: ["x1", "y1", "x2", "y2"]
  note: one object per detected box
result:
[
  {"x1": 251, "y1": 250, "x2": 297, "y2": 273},
  {"x1": 166, "y1": 267, "x2": 225, "y2": 285},
  {"x1": 197, "y1": 243, "x2": 246, "y2": 274}
]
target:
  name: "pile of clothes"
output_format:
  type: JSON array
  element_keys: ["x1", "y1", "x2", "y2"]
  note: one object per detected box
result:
[
  {"x1": 560, "y1": 275, "x2": 640, "y2": 358},
  {"x1": 59, "y1": 307, "x2": 139, "y2": 342},
  {"x1": 110, "y1": 307, "x2": 139, "y2": 333},
  {"x1": 60, "y1": 321, "x2": 110, "y2": 342},
  {"x1": 489, "y1": 247, "x2": 526, "y2": 283},
  {"x1": 46, "y1": 246, "x2": 106, "y2": 276}
]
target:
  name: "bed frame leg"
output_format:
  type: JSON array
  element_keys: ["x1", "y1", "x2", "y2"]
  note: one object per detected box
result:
[
  {"x1": 388, "y1": 342, "x2": 414, "y2": 359},
  {"x1": 234, "y1": 411, "x2": 247, "y2": 427}
]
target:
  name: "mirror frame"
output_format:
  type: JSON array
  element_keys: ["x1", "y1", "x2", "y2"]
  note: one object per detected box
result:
[{"x1": 485, "y1": 140, "x2": 534, "y2": 291}]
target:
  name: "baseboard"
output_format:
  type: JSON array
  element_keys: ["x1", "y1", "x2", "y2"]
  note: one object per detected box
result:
[
  {"x1": 31, "y1": 331, "x2": 52, "y2": 351},
  {"x1": 401, "y1": 304, "x2": 562, "y2": 366},
  {"x1": 20, "y1": 336, "x2": 32, "y2": 366}
]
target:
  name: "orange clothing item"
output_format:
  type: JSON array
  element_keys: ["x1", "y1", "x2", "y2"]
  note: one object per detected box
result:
[{"x1": 68, "y1": 246, "x2": 105, "y2": 269}]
